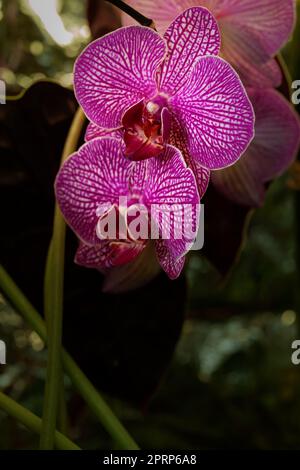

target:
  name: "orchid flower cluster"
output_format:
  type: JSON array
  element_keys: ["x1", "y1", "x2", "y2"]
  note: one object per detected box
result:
[
  {"x1": 55, "y1": 2, "x2": 300, "y2": 282},
  {"x1": 124, "y1": 0, "x2": 300, "y2": 206}
]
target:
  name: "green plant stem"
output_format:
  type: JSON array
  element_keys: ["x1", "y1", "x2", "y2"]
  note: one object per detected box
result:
[
  {"x1": 58, "y1": 380, "x2": 69, "y2": 435},
  {"x1": 0, "y1": 103, "x2": 138, "y2": 450},
  {"x1": 44, "y1": 239, "x2": 68, "y2": 436},
  {"x1": 40, "y1": 107, "x2": 86, "y2": 450},
  {"x1": 62, "y1": 352, "x2": 139, "y2": 449},
  {"x1": 0, "y1": 265, "x2": 46, "y2": 338},
  {"x1": 0, "y1": 265, "x2": 139, "y2": 449},
  {"x1": 39, "y1": 209, "x2": 65, "y2": 449},
  {"x1": 0, "y1": 391, "x2": 80, "y2": 450}
]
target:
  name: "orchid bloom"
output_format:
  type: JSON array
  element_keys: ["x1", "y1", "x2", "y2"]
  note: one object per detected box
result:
[
  {"x1": 74, "y1": 7, "x2": 254, "y2": 196},
  {"x1": 122, "y1": 1, "x2": 300, "y2": 207},
  {"x1": 122, "y1": 0, "x2": 295, "y2": 87},
  {"x1": 55, "y1": 138, "x2": 200, "y2": 279},
  {"x1": 212, "y1": 88, "x2": 300, "y2": 206}
]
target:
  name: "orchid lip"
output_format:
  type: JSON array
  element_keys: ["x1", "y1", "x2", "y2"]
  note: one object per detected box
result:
[
  {"x1": 108, "y1": 239, "x2": 146, "y2": 266},
  {"x1": 122, "y1": 95, "x2": 171, "y2": 161}
]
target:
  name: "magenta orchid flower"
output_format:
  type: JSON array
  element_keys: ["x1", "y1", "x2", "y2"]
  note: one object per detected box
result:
[
  {"x1": 74, "y1": 6, "x2": 255, "y2": 189},
  {"x1": 55, "y1": 137, "x2": 200, "y2": 280},
  {"x1": 122, "y1": 0, "x2": 295, "y2": 87},
  {"x1": 122, "y1": 1, "x2": 300, "y2": 207},
  {"x1": 212, "y1": 88, "x2": 300, "y2": 206}
]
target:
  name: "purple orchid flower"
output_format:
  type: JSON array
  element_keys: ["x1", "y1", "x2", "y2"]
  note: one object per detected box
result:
[
  {"x1": 55, "y1": 137, "x2": 200, "y2": 279},
  {"x1": 212, "y1": 88, "x2": 300, "y2": 206},
  {"x1": 122, "y1": 1, "x2": 300, "y2": 207},
  {"x1": 74, "y1": 6, "x2": 255, "y2": 190},
  {"x1": 122, "y1": 0, "x2": 295, "y2": 87}
]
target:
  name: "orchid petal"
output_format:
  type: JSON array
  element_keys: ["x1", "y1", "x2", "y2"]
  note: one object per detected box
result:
[
  {"x1": 158, "y1": 7, "x2": 221, "y2": 95},
  {"x1": 85, "y1": 122, "x2": 123, "y2": 142},
  {"x1": 122, "y1": 0, "x2": 294, "y2": 89},
  {"x1": 212, "y1": 88, "x2": 300, "y2": 207},
  {"x1": 170, "y1": 117, "x2": 210, "y2": 198},
  {"x1": 122, "y1": 0, "x2": 195, "y2": 34},
  {"x1": 170, "y1": 56, "x2": 255, "y2": 170},
  {"x1": 155, "y1": 240, "x2": 185, "y2": 279},
  {"x1": 217, "y1": 0, "x2": 295, "y2": 57},
  {"x1": 102, "y1": 242, "x2": 161, "y2": 293},
  {"x1": 144, "y1": 145, "x2": 200, "y2": 260},
  {"x1": 220, "y1": 21, "x2": 282, "y2": 87},
  {"x1": 75, "y1": 240, "x2": 145, "y2": 269},
  {"x1": 123, "y1": 0, "x2": 295, "y2": 54},
  {"x1": 74, "y1": 26, "x2": 165, "y2": 128},
  {"x1": 238, "y1": 58, "x2": 282, "y2": 89},
  {"x1": 75, "y1": 241, "x2": 115, "y2": 269},
  {"x1": 55, "y1": 138, "x2": 131, "y2": 245},
  {"x1": 129, "y1": 159, "x2": 148, "y2": 194}
]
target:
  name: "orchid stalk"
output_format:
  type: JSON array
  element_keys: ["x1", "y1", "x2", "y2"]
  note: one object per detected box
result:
[
  {"x1": 40, "y1": 107, "x2": 86, "y2": 449},
  {"x1": 0, "y1": 391, "x2": 80, "y2": 451},
  {"x1": 0, "y1": 264, "x2": 139, "y2": 449}
]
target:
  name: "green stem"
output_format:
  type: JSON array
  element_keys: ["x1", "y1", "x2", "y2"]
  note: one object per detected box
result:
[
  {"x1": 40, "y1": 108, "x2": 85, "y2": 449},
  {"x1": 58, "y1": 379, "x2": 69, "y2": 435},
  {"x1": 0, "y1": 264, "x2": 139, "y2": 450},
  {"x1": 44, "y1": 239, "x2": 68, "y2": 436},
  {"x1": 0, "y1": 391, "x2": 80, "y2": 450},
  {"x1": 62, "y1": 352, "x2": 139, "y2": 449},
  {"x1": 0, "y1": 265, "x2": 46, "y2": 338},
  {"x1": 39, "y1": 210, "x2": 65, "y2": 449}
]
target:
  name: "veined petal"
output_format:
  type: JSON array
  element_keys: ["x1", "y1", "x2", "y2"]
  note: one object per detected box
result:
[
  {"x1": 212, "y1": 88, "x2": 300, "y2": 207},
  {"x1": 155, "y1": 240, "x2": 185, "y2": 279},
  {"x1": 220, "y1": 21, "x2": 282, "y2": 87},
  {"x1": 122, "y1": 0, "x2": 195, "y2": 34},
  {"x1": 102, "y1": 241, "x2": 161, "y2": 293},
  {"x1": 170, "y1": 56, "x2": 255, "y2": 170},
  {"x1": 170, "y1": 116, "x2": 210, "y2": 198},
  {"x1": 75, "y1": 241, "x2": 115, "y2": 269},
  {"x1": 234, "y1": 58, "x2": 282, "y2": 89},
  {"x1": 85, "y1": 122, "x2": 123, "y2": 142},
  {"x1": 213, "y1": 0, "x2": 294, "y2": 86},
  {"x1": 75, "y1": 240, "x2": 146, "y2": 269},
  {"x1": 241, "y1": 88, "x2": 300, "y2": 181},
  {"x1": 144, "y1": 145, "x2": 200, "y2": 261},
  {"x1": 122, "y1": 0, "x2": 294, "y2": 89},
  {"x1": 74, "y1": 26, "x2": 166, "y2": 128},
  {"x1": 55, "y1": 138, "x2": 132, "y2": 245},
  {"x1": 129, "y1": 159, "x2": 149, "y2": 194},
  {"x1": 124, "y1": 0, "x2": 295, "y2": 57},
  {"x1": 217, "y1": 0, "x2": 295, "y2": 57},
  {"x1": 144, "y1": 145, "x2": 200, "y2": 206},
  {"x1": 158, "y1": 7, "x2": 221, "y2": 95}
]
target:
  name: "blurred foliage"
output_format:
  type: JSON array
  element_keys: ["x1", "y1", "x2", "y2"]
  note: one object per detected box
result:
[
  {"x1": 0, "y1": 0, "x2": 89, "y2": 91},
  {"x1": 0, "y1": 0, "x2": 300, "y2": 450}
]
